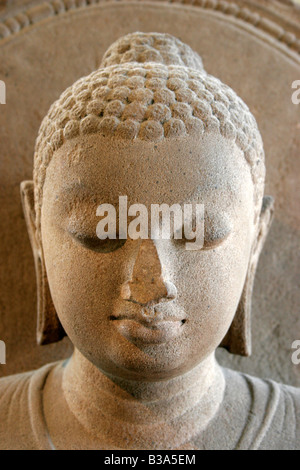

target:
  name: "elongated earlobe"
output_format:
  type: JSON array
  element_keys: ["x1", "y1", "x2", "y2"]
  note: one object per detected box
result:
[
  {"x1": 220, "y1": 195, "x2": 275, "y2": 356},
  {"x1": 35, "y1": 252, "x2": 66, "y2": 345},
  {"x1": 20, "y1": 181, "x2": 66, "y2": 345}
]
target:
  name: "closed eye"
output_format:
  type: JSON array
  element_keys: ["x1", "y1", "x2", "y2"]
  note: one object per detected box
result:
[
  {"x1": 173, "y1": 229, "x2": 231, "y2": 250},
  {"x1": 173, "y1": 212, "x2": 233, "y2": 251},
  {"x1": 69, "y1": 231, "x2": 126, "y2": 253},
  {"x1": 202, "y1": 229, "x2": 231, "y2": 250}
]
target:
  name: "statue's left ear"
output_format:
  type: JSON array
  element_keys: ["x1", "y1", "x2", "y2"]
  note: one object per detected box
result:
[
  {"x1": 20, "y1": 181, "x2": 66, "y2": 345},
  {"x1": 220, "y1": 195, "x2": 275, "y2": 356}
]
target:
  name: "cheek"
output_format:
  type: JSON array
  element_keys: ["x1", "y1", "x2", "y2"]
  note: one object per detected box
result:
[
  {"x1": 42, "y1": 226, "x2": 127, "y2": 331},
  {"x1": 165, "y1": 230, "x2": 252, "y2": 341}
]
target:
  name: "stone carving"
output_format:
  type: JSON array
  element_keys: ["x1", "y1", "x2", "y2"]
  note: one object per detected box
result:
[
  {"x1": 0, "y1": 32, "x2": 299, "y2": 450},
  {"x1": 0, "y1": 0, "x2": 299, "y2": 391}
]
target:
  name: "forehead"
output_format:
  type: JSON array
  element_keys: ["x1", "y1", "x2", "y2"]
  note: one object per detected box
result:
[{"x1": 44, "y1": 133, "x2": 253, "y2": 209}]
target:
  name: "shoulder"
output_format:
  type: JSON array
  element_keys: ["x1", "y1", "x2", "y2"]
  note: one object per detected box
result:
[
  {"x1": 223, "y1": 367, "x2": 300, "y2": 450},
  {"x1": 259, "y1": 380, "x2": 300, "y2": 450},
  {"x1": 0, "y1": 362, "x2": 62, "y2": 450}
]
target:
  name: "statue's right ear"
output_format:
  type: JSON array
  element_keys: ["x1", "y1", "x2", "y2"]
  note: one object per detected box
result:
[
  {"x1": 20, "y1": 181, "x2": 66, "y2": 345},
  {"x1": 20, "y1": 181, "x2": 39, "y2": 256}
]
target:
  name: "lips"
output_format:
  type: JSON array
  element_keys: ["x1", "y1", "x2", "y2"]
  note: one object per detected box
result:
[{"x1": 110, "y1": 315, "x2": 186, "y2": 344}]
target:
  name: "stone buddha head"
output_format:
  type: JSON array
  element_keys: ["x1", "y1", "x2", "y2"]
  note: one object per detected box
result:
[{"x1": 21, "y1": 32, "x2": 273, "y2": 381}]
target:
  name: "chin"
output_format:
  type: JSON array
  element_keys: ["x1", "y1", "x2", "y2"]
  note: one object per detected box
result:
[{"x1": 91, "y1": 349, "x2": 203, "y2": 381}]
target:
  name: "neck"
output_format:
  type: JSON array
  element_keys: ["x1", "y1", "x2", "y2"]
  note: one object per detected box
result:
[{"x1": 62, "y1": 349, "x2": 225, "y2": 449}]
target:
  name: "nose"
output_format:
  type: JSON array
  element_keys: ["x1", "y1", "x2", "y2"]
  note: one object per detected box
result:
[{"x1": 121, "y1": 239, "x2": 177, "y2": 306}]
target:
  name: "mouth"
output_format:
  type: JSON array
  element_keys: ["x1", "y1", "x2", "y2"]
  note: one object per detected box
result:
[{"x1": 110, "y1": 314, "x2": 186, "y2": 344}]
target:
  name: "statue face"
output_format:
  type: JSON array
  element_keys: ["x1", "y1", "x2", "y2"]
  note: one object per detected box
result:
[{"x1": 41, "y1": 133, "x2": 255, "y2": 380}]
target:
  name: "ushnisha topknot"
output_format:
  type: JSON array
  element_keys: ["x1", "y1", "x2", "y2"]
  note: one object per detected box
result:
[
  {"x1": 34, "y1": 32, "x2": 265, "y2": 231},
  {"x1": 100, "y1": 32, "x2": 204, "y2": 69}
]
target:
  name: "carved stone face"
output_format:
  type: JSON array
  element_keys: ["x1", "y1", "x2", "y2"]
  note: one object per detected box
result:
[{"x1": 41, "y1": 132, "x2": 255, "y2": 380}]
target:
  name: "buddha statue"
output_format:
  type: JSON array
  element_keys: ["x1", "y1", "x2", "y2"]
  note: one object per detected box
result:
[{"x1": 0, "y1": 32, "x2": 299, "y2": 450}]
